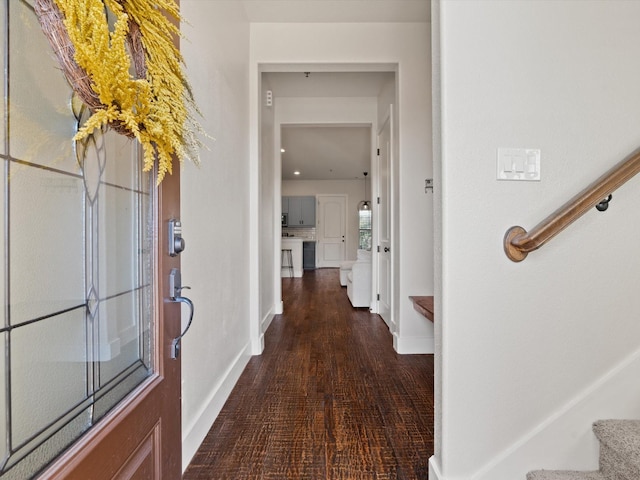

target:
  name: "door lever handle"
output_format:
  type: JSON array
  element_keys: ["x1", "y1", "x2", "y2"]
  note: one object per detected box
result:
[
  {"x1": 170, "y1": 295, "x2": 194, "y2": 359},
  {"x1": 384, "y1": 247, "x2": 390, "y2": 252},
  {"x1": 168, "y1": 268, "x2": 195, "y2": 359}
]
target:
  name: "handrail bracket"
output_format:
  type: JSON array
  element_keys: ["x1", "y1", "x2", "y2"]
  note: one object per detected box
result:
[{"x1": 504, "y1": 226, "x2": 528, "y2": 262}]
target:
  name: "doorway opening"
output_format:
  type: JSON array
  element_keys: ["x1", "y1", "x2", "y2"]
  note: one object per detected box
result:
[{"x1": 259, "y1": 67, "x2": 397, "y2": 324}]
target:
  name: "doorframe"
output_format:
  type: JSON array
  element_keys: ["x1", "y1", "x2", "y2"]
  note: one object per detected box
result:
[
  {"x1": 249, "y1": 63, "x2": 397, "y2": 345},
  {"x1": 373, "y1": 106, "x2": 395, "y2": 329},
  {"x1": 273, "y1": 120, "x2": 378, "y2": 313}
]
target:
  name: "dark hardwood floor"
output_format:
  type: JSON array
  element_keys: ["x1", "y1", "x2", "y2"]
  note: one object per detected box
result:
[{"x1": 183, "y1": 268, "x2": 434, "y2": 479}]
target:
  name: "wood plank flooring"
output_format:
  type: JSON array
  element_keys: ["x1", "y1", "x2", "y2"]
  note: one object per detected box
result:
[{"x1": 183, "y1": 268, "x2": 434, "y2": 479}]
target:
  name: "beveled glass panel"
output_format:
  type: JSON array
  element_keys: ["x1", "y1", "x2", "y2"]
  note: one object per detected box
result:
[
  {"x1": 93, "y1": 363, "x2": 150, "y2": 422},
  {"x1": 140, "y1": 179, "x2": 154, "y2": 289},
  {"x1": 98, "y1": 290, "x2": 144, "y2": 386},
  {"x1": 2, "y1": 409, "x2": 91, "y2": 480},
  {"x1": 0, "y1": 331, "x2": 7, "y2": 464},
  {"x1": 0, "y1": 1, "x2": 6, "y2": 156},
  {"x1": 9, "y1": 164, "x2": 85, "y2": 324},
  {"x1": 102, "y1": 129, "x2": 145, "y2": 192},
  {"x1": 9, "y1": 0, "x2": 78, "y2": 174},
  {"x1": 11, "y1": 308, "x2": 87, "y2": 447},
  {"x1": 79, "y1": 126, "x2": 106, "y2": 204},
  {"x1": 98, "y1": 182, "x2": 140, "y2": 297}
]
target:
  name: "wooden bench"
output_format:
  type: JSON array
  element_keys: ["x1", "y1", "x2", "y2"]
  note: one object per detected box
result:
[{"x1": 409, "y1": 296, "x2": 434, "y2": 322}]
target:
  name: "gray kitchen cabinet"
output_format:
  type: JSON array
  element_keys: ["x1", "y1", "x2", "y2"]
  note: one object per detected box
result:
[
  {"x1": 285, "y1": 196, "x2": 316, "y2": 226},
  {"x1": 282, "y1": 196, "x2": 289, "y2": 214}
]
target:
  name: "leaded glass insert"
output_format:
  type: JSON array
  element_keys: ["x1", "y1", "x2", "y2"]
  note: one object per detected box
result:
[{"x1": 0, "y1": 1, "x2": 156, "y2": 477}]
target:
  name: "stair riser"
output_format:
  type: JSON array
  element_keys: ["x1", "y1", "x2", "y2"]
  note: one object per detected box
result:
[{"x1": 599, "y1": 443, "x2": 640, "y2": 480}]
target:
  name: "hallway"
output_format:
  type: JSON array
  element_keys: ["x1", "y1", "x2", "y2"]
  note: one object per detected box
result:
[{"x1": 184, "y1": 269, "x2": 434, "y2": 479}]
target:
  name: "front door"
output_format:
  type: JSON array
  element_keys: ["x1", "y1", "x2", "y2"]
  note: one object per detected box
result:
[
  {"x1": 1, "y1": 1, "x2": 182, "y2": 478},
  {"x1": 316, "y1": 195, "x2": 346, "y2": 268}
]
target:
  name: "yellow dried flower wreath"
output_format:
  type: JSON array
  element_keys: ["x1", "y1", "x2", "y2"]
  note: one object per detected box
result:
[{"x1": 34, "y1": 0, "x2": 203, "y2": 183}]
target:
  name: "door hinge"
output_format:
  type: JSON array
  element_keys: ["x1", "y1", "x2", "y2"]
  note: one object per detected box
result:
[
  {"x1": 377, "y1": 245, "x2": 380, "y2": 252},
  {"x1": 425, "y1": 178, "x2": 434, "y2": 193},
  {"x1": 377, "y1": 148, "x2": 380, "y2": 156},
  {"x1": 377, "y1": 294, "x2": 380, "y2": 301},
  {"x1": 377, "y1": 197, "x2": 380, "y2": 204}
]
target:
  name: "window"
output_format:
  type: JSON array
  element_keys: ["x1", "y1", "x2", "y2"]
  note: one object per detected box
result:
[{"x1": 358, "y1": 209, "x2": 372, "y2": 250}]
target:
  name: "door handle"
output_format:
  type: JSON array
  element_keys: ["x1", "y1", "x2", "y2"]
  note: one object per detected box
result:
[
  {"x1": 168, "y1": 268, "x2": 195, "y2": 359},
  {"x1": 384, "y1": 247, "x2": 390, "y2": 252}
]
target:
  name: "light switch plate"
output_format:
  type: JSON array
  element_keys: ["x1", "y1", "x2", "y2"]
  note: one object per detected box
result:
[{"x1": 497, "y1": 148, "x2": 541, "y2": 181}]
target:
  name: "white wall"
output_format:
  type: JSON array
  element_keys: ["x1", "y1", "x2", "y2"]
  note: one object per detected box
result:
[
  {"x1": 282, "y1": 179, "x2": 365, "y2": 260},
  {"x1": 434, "y1": 1, "x2": 640, "y2": 479},
  {"x1": 251, "y1": 22, "x2": 433, "y2": 354},
  {"x1": 180, "y1": 1, "x2": 252, "y2": 471}
]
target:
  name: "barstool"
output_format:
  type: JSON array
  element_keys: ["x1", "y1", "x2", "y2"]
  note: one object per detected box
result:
[{"x1": 281, "y1": 249, "x2": 294, "y2": 277}]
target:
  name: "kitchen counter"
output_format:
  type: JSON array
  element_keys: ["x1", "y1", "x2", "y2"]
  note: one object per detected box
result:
[{"x1": 281, "y1": 238, "x2": 304, "y2": 277}]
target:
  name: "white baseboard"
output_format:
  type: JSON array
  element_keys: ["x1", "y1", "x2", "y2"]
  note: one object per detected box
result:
[
  {"x1": 250, "y1": 309, "x2": 275, "y2": 354},
  {"x1": 393, "y1": 332, "x2": 434, "y2": 354},
  {"x1": 429, "y1": 456, "x2": 443, "y2": 480},
  {"x1": 250, "y1": 335, "x2": 264, "y2": 355},
  {"x1": 381, "y1": 315, "x2": 395, "y2": 332},
  {"x1": 181, "y1": 342, "x2": 253, "y2": 472},
  {"x1": 262, "y1": 308, "x2": 275, "y2": 333},
  {"x1": 275, "y1": 300, "x2": 283, "y2": 315},
  {"x1": 470, "y1": 346, "x2": 640, "y2": 479}
]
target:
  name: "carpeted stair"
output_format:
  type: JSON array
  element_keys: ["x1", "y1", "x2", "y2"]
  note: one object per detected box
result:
[{"x1": 527, "y1": 420, "x2": 640, "y2": 480}]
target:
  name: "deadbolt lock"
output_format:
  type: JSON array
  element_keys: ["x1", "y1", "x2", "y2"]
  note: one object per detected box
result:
[{"x1": 168, "y1": 219, "x2": 185, "y2": 256}]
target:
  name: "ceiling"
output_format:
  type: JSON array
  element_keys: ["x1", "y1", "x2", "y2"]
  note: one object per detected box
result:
[
  {"x1": 252, "y1": 1, "x2": 428, "y2": 181},
  {"x1": 281, "y1": 125, "x2": 371, "y2": 181},
  {"x1": 267, "y1": 72, "x2": 393, "y2": 181},
  {"x1": 241, "y1": 0, "x2": 430, "y2": 24},
  {"x1": 266, "y1": 71, "x2": 394, "y2": 181}
]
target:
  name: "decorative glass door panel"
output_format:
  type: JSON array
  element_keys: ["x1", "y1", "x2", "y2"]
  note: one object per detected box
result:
[{"x1": 0, "y1": 1, "x2": 156, "y2": 477}]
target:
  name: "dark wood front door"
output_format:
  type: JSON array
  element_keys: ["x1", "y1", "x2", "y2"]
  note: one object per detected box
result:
[
  {"x1": 0, "y1": 1, "x2": 183, "y2": 478},
  {"x1": 38, "y1": 170, "x2": 183, "y2": 479}
]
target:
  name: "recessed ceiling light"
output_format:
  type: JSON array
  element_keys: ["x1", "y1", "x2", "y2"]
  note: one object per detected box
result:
[
  {"x1": 293, "y1": 171, "x2": 301, "y2": 176},
  {"x1": 281, "y1": 148, "x2": 285, "y2": 153}
]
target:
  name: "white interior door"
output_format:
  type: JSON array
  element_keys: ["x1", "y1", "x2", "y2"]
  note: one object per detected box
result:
[
  {"x1": 316, "y1": 195, "x2": 346, "y2": 268},
  {"x1": 377, "y1": 111, "x2": 392, "y2": 328}
]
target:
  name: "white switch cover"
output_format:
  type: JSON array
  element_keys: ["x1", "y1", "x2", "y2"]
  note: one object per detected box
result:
[{"x1": 497, "y1": 148, "x2": 540, "y2": 181}]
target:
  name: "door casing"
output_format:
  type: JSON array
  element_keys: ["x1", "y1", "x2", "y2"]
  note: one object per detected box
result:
[{"x1": 376, "y1": 107, "x2": 393, "y2": 331}]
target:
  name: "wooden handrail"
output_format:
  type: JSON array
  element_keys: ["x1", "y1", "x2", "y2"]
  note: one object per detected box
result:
[{"x1": 504, "y1": 149, "x2": 640, "y2": 262}]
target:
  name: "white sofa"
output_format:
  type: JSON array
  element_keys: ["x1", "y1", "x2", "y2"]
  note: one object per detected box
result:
[
  {"x1": 339, "y1": 260, "x2": 356, "y2": 286},
  {"x1": 346, "y1": 249, "x2": 372, "y2": 308}
]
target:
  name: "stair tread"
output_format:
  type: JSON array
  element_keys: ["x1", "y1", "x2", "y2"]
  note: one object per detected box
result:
[
  {"x1": 593, "y1": 419, "x2": 640, "y2": 451},
  {"x1": 527, "y1": 470, "x2": 604, "y2": 480}
]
